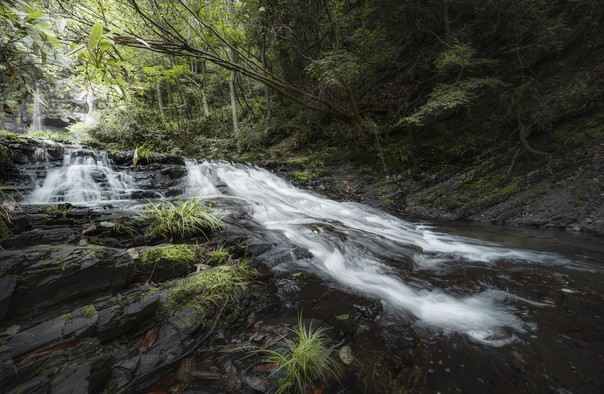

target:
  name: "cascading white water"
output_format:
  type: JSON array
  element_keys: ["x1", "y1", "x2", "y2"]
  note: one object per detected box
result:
[
  {"x1": 31, "y1": 86, "x2": 42, "y2": 131},
  {"x1": 28, "y1": 149, "x2": 135, "y2": 204},
  {"x1": 84, "y1": 87, "x2": 96, "y2": 126},
  {"x1": 185, "y1": 160, "x2": 566, "y2": 345},
  {"x1": 183, "y1": 159, "x2": 220, "y2": 197}
]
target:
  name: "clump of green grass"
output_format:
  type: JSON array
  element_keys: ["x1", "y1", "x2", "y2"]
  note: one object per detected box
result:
[
  {"x1": 139, "y1": 198, "x2": 223, "y2": 241},
  {"x1": 112, "y1": 219, "x2": 140, "y2": 236},
  {"x1": 160, "y1": 261, "x2": 255, "y2": 319},
  {"x1": 262, "y1": 317, "x2": 341, "y2": 393},
  {"x1": 206, "y1": 245, "x2": 231, "y2": 265}
]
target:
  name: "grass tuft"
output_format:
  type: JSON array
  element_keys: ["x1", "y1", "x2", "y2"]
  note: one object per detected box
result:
[
  {"x1": 139, "y1": 198, "x2": 223, "y2": 241},
  {"x1": 262, "y1": 316, "x2": 341, "y2": 393}
]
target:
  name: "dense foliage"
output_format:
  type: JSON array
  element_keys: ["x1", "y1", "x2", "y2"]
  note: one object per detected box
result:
[{"x1": 1, "y1": 0, "x2": 602, "y2": 169}]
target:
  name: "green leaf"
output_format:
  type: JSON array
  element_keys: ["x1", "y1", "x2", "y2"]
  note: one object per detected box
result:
[
  {"x1": 88, "y1": 22, "x2": 103, "y2": 50},
  {"x1": 99, "y1": 37, "x2": 112, "y2": 51},
  {"x1": 26, "y1": 10, "x2": 44, "y2": 19}
]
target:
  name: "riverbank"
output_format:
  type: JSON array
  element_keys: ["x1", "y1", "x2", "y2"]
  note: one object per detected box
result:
[{"x1": 254, "y1": 129, "x2": 604, "y2": 236}]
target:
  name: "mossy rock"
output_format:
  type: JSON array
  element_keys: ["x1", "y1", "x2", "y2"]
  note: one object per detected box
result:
[{"x1": 138, "y1": 244, "x2": 202, "y2": 282}]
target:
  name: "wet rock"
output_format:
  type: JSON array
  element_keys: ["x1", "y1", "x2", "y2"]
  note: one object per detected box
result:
[
  {"x1": 0, "y1": 277, "x2": 17, "y2": 320},
  {"x1": 161, "y1": 165, "x2": 187, "y2": 180},
  {"x1": 339, "y1": 345, "x2": 354, "y2": 365},
  {"x1": 9, "y1": 317, "x2": 64, "y2": 358},
  {"x1": 245, "y1": 375, "x2": 269, "y2": 392},
  {"x1": 1, "y1": 227, "x2": 80, "y2": 248},
  {"x1": 5, "y1": 142, "x2": 36, "y2": 165},
  {"x1": 0, "y1": 246, "x2": 134, "y2": 321},
  {"x1": 124, "y1": 293, "x2": 160, "y2": 322}
]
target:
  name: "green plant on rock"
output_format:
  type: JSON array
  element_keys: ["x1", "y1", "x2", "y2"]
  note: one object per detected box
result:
[
  {"x1": 113, "y1": 219, "x2": 139, "y2": 236},
  {"x1": 139, "y1": 198, "x2": 223, "y2": 241},
  {"x1": 261, "y1": 316, "x2": 341, "y2": 394},
  {"x1": 139, "y1": 244, "x2": 202, "y2": 270},
  {"x1": 0, "y1": 130, "x2": 27, "y2": 143},
  {"x1": 160, "y1": 261, "x2": 256, "y2": 320},
  {"x1": 135, "y1": 142, "x2": 157, "y2": 161},
  {"x1": 38, "y1": 204, "x2": 72, "y2": 216},
  {"x1": 206, "y1": 245, "x2": 231, "y2": 266},
  {"x1": 80, "y1": 304, "x2": 98, "y2": 318}
]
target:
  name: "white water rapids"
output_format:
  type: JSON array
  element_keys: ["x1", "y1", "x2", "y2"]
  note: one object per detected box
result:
[
  {"x1": 183, "y1": 160, "x2": 564, "y2": 346},
  {"x1": 23, "y1": 151, "x2": 568, "y2": 346}
]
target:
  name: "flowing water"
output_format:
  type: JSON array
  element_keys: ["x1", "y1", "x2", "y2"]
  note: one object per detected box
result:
[
  {"x1": 22, "y1": 152, "x2": 604, "y2": 391},
  {"x1": 26, "y1": 148, "x2": 136, "y2": 205}
]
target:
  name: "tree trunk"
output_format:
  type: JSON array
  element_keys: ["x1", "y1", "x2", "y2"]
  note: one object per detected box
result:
[
  {"x1": 442, "y1": 0, "x2": 450, "y2": 44},
  {"x1": 200, "y1": 60, "x2": 210, "y2": 117},
  {"x1": 227, "y1": 0, "x2": 239, "y2": 136},
  {"x1": 156, "y1": 78, "x2": 166, "y2": 124},
  {"x1": 262, "y1": 33, "x2": 271, "y2": 123},
  {"x1": 170, "y1": 55, "x2": 188, "y2": 118}
]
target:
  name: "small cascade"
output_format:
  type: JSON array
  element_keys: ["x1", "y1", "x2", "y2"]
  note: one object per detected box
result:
[
  {"x1": 31, "y1": 86, "x2": 42, "y2": 131},
  {"x1": 83, "y1": 87, "x2": 96, "y2": 126},
  {"x1": 184, "y1": 159, "x2": 221, "y2": 197},
  {"x1": 27, "y1": 149, "x2": 135, "y2": 204},
  {"x1": 184, "y1": 161, "x2": 566, "y2": 345}
]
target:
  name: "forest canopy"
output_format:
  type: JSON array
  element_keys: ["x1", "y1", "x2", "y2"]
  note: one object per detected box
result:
[{"x1": 1, "y1": 0, "x2": 602, "y2": 166}]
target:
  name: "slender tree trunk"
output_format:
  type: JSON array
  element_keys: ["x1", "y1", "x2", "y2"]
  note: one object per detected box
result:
[
  {"x1": 262, "y1": 33, "x2": 271, "y2": 123},
  {"x1": 156, "y1": 78, "x2": 166, "y2": 123},
  {"x1": 201, "y1": 60, "x2": 210, "y2": 117},
  {"x1": 227, "y1": 0, "x2": 239, "y2": 136},
  {"x1": 229, "y1": 66, "x2": 239, "y2": 136},
  {"x1": 442, "y1": 0, "x2": 450, "y2": 44},
  {"x1": 170, "y1": 55, "x2": 188, "y2": 118},
  {"x1": 19, "y1": 100, "x2": 27, "y2": 132}
]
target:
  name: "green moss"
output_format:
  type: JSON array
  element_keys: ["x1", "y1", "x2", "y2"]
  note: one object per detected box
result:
[
  {"x1": 88, "y1": 250, "x2": 106, "y2": 259},
  {"x1": 80, "y1": 304, "x2": 98, "y2": 318},
  {"x1": 1, "y1": 274, "x2": 23, "y2": 281},
  {"x1": 289, "y1": 155, "x2": 325, "y2": 181},
  {"x1": 61, "y1": 313, "x2": 73, "y2": 324},
  {"x1": 140, "y1": 244, "x2": 201, "y2": 270},
  {"x1": 0, "y1": 130, "x2": 26, "y2": 142},
  {"x1": 206, "y1": 245, "x2": 231, "y2": 266},
  {"x1": 476, "y1": 180, "x2": 523, "y2": 208},
  {"x1": 160, "y1": 262, "x2": 256, "y2": 320}
]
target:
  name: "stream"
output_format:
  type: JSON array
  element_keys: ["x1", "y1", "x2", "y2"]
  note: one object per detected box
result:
[{"x1": 7, "y1": 147, "x2": 604, "y2": 392}]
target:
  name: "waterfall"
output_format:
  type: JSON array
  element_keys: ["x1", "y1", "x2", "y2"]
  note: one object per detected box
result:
[
  {"x1": 31, "y1": 86, "x2": 42, "y2": 131},
  {"x1": 83, "y1": 87, "x2": 96, "y2": 126},
  {"x1": 27, "y1": 149, "x2": 135, "y2": 204}
]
